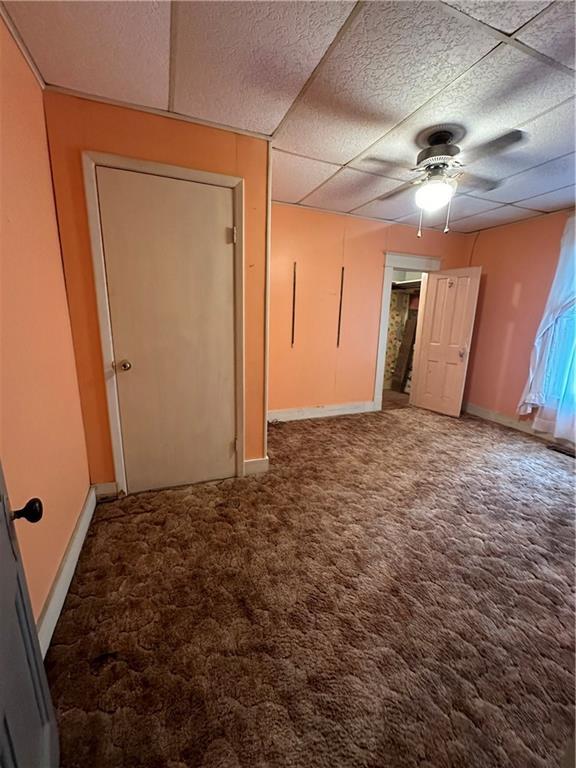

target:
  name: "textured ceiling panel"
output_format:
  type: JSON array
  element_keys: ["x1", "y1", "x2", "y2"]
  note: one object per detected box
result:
[
  {"x1": 274, "y1": 1, "x2": 497, "y2": 163},
  {"x1": 442, "y1": 0, "x2": 551, "y2": 34},
  {"x1": 393, "y1": 212, "x2": 439, "y2": 230},
  {"x1": 172, "y1": 1, "x2": 353, "y2": 134},
  {"x1": 475, "y1": 153, "x2": 575, "y2": 203},
  {"x1": 351, "y1": 45, "x2": 574, "y2": 180},
  {"x1": 468, "y1": 98, "x2": 575, "y2": 181},
  {"x1": 450, "y1": 206, "x2": 541, "y2": 231},
  {"x1": 356, "y1": 191, "x2": 502, "y2": 223},
  {"x1": 353, "y1": 188, "x2": 420, "y2": 220},
  {"x1": 272, "y1": 151, "x2": 340, "y2": 203},
  {"x1": 6, "y1": 1, "x2": 170, "y2": 108},
  {"x1": 514, "y1": 185, "x2": 576, "y2": 211},
  {"x1": 517, "y1": 1, "x2": 576, "y2": 70},
  {"x1": 302, "y1": 169, "x2": 401, "y2": 213}
]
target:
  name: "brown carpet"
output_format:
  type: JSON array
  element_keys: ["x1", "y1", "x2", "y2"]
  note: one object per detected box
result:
[
  {"x1": 381, "y1": 390, "x2": 410, "y2": 410},
  {"x1": 46, "y1": 409, "x2": 575, "y2": 768}
]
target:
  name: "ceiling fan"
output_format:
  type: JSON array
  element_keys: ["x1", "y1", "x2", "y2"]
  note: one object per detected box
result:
[{"x1": 367, "y1": 124, "x2": 526, "y2": 235}]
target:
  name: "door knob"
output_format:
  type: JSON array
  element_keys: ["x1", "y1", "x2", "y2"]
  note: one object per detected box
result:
[
  {"x1": 458, "y1": 346, "x2": 467, "y2": 360},
  {"x1": 13, "y1": 498, "x2": 43, "y2": 523},
  {"x1": 116, "y1": 360, "x2": 132, "y2": 372}
]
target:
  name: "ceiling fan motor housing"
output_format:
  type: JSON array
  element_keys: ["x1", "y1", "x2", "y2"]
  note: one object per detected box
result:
[{"x1": 416, "y1": 143, "x2": 461, "y2": 169}]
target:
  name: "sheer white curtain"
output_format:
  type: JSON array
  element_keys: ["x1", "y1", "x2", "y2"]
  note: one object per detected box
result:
[{"x1": 518, "y1": 215, "x2": 576, "y2": 442}]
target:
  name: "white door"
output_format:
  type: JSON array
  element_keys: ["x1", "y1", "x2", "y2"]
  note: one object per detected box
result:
[
  {"x1": 410, "y1": 267, "x2": 481, "y2": 417},
  {"x1": 96, "y1": 167, "x2": 238, "y2": 493},
  {"x1": 0, "y1": 465, "x2": 59, "y2": 767}
]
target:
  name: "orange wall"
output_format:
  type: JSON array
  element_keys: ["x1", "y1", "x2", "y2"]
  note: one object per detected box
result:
[
  {"x1": 270, "y1": 204, "x2": 473, "y2": 410},
  {"x1": 464, "y1": 210, "x2": 573, "y2": 419},
  {"x1": 43, "y1": 92, "x2": 268, "y2": 481},
  {"x1": 0, "y1": 22, "x2": 90, "y2": 618}
]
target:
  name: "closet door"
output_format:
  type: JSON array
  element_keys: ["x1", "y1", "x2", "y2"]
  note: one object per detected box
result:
[
  {"x1": 334, "y1": 235, "x2": 385, "y2": 404},
  {"x1": 96, "y1": 167, "x2": 238, "y2": 492},
  {"x1": 269, "y1": 208, "x2": 343, "y2": 410}
]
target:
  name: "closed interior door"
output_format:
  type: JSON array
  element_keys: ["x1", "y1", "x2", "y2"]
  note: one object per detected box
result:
[
  {"x1": 410, "y1": 267, "x2": 481, "y2": 417},
  {"x1": 96, "y1": 167, "x2": 237, "y2": 493}
]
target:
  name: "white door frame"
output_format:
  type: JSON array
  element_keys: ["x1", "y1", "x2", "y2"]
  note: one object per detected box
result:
[
  {"x1": 83, "y1": 151, "x2": 245, "y2": 495},
  {"x1": 372, "y1": 252, "x2": 441, "y2": 407}
]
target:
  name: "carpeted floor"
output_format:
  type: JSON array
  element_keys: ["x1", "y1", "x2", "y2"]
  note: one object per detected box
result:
[
  {"x1": 46, "y1": 409, "x2": 575, "y2": 768},
  {"x1": 381, "y1": 389, "x2": 410, "y2": 410}
]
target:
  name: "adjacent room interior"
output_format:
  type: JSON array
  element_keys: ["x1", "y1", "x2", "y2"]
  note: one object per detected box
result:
[{"x1": 1, "y1": 2, "x2": 574, "y2": 767}]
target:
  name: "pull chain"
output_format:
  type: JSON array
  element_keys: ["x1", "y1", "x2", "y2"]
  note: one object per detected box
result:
[
  {"x1": 417, "y1": 208, "x2": 423, "y2": 238},
  {"x1": 443, "y1": 196, "x2": 453, "y2": 233}
]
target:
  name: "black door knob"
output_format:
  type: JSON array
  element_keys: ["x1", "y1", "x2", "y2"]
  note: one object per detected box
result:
[{"x1": 13, "y1": 498, "x2": 43, "y2": 523}]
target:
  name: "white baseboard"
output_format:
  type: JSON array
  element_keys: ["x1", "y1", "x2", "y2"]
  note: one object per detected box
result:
[
  {"x1": 464, "y1": 403, "x2": 538, "y2": 436},
  {"x1": 244, "y1": 457, "x2": 269, "y2": 475},
  {"x1": 95, "y1": 481, "x2": 118, "y2": 500},
  {"x1": 37, "y1": 486, "x2": 96, "y2": 657},
  {"x1": 268, "y1": 401, "x2": 379, "y2": 423}
]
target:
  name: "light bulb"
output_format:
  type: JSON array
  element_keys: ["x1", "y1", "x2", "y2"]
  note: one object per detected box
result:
[{"x1": 415, "y1": 178, "x2": 456, "y2": 212}]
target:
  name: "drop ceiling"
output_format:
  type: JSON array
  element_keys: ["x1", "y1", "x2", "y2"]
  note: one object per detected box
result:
[{"x1": 4, "y1": 0, "x2": 575, "y2": 233}]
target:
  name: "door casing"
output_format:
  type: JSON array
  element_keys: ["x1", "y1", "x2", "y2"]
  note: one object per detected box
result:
[
  {"x1": 373, "y1": 252, "x2": 441, "y2": 407},
  {"x1": 83, "y1": 152, "x2": 245, "y2": 495}
]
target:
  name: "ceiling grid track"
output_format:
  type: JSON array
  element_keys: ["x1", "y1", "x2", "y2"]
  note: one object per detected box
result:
[
  {"x1": 4, "y1": 0, "x2": 573, "y2": 231},
  {"x1": 294, "y1": 0, "x2": 574, "y2": 207},
  {"x1": 270, "y1": 1, "x2": 365, "y2": 141}
]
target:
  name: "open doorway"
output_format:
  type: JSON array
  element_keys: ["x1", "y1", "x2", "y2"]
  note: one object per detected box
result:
[
  {"x1": 382, "y1": 269, "x2": 423, "y2": 410},
  {"x1": 373, "y1": 253, "x2": 440, "y2": 412}
]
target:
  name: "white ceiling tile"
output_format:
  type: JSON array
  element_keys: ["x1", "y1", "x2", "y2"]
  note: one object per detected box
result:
[
  {"x1": 5, "y1": 1, "x2": 170, "y2": 109},
  {"x1": 393, "y1": 213, "x2": 434, "y2": 228},
  {"x1": 172, "y1": 1, "x2": 354, "y2": 134},
  {"x1": 514, "y1": 185, "x2": 576, "y2": 211},
  {"x1": 274, "y1": 1, "x2": 497, "y2": 163},
  {"x1": 467, "y1": 98, "x2": 575, "y2": 180},
  {"x1": 351, "y1": 45, "x2": 574, "y2": 180},
  {"x1": 517, "y1": 1, "x2": 575, "y2": 70},
  {"x1": 302, "y1": 169, "x2": 401, "y2": 213},
  {"x1": 401, "y1": 194, "x2": 504, "y2": 228},
  {"x1": 354, "y1": 188, "x2": 420, "y2": 220},
  {"x1": 474, "y1": 153, "x2": 575, "y2": 202},
  {"x1": 443, "y1": 1, "x2": 551, "y2": 34},
  {"x1": 361, "y1": 191, "x2": 503, "y2": 226},
  {"x1": 272, "y1": 151, "x2": 340, "y2": 203},
  {"x1": 450, "y1": 206, "x2": 541, "y2": 231}
]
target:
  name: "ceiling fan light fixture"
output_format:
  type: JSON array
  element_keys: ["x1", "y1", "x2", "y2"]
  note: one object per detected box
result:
[{"x1": 415, "y1": 177, "x2": 457, "y2": 212}]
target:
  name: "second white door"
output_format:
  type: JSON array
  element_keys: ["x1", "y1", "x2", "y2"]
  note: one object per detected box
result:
[
  {"x1": 96, "y1": 167, "x2": 238, "y2": 493},
  {"x1": 410, "y1": 267, "x2": 481, "y2": 417}
]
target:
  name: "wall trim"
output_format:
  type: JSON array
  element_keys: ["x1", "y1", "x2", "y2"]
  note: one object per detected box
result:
[
  {"x1": 463, "y1": 402, "x2": 549, "y2": 438},
  {"x1": 46, "y1": 85, "x2": 272, "y2": 142},
  {"x1": 0, "y1": 3, "x2": 45, "y2": 88},
  {"x1": 37, "y1": 486, "x2": 96, "y2": 658},
  {"x1": 244, "y1": 457, "x2": 269, "y2": 475},
  {"x1": 269, "y1": 401, "x2": 379, "y2": 423},
  {"x1": 95, "y1": 481, "x2": 118, "y2": 500}
]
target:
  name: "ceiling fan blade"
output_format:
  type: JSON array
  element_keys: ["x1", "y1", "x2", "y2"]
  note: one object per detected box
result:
[
  {"x1": 459, "y1": 172, "x2": 501, "y2": 192},
  {"x1": 362, "y1": 157, "x2": 414, "y2": 176},
  {"x1": 464, "y1": 129, "x2": 526, "y2": 165},
  {"x1": 377, "y1": 180, "x2": 418, "y2": 201}
]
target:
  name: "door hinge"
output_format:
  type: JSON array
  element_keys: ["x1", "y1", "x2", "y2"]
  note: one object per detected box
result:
[
  {"x1": 235, "y1": 436, "x2": 240, "y2": 453},
  {"x1": 233, "y1": 226, "x2": 237, "y2": 244}
]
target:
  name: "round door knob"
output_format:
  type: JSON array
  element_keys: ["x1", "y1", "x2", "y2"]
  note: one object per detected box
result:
[
  {"x1": 119, "y1": 360, "x2": 132, "y2": 372},
  {"x1": 13, "y1": 498, "x2": 43, "y2": 523}
]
